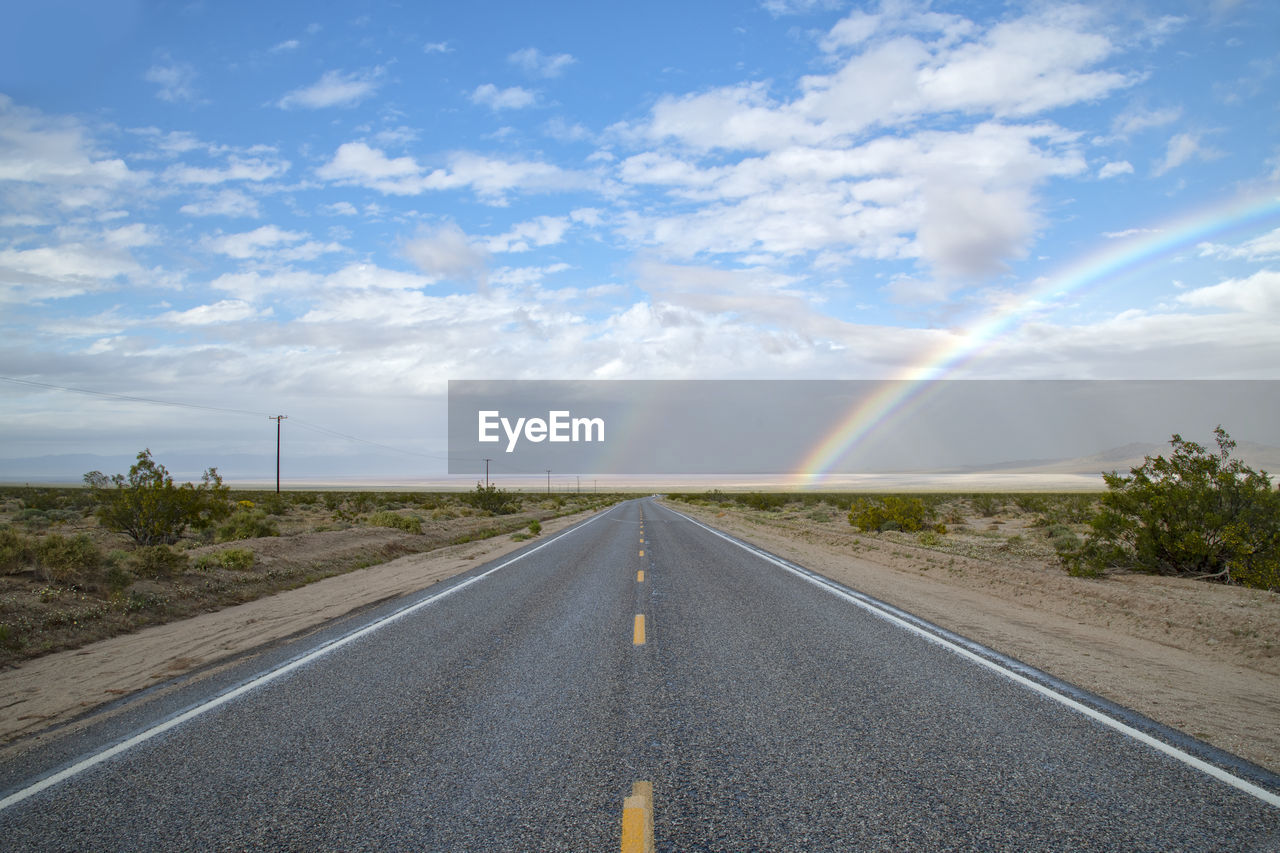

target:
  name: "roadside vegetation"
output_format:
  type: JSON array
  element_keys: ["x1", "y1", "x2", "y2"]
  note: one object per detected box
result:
[
  {"x1": 670, "y1": 429, "x2": 1279, "y2": 594},
  {"x1": 669, "y1": 489, "x2": 1100, "y2": 566},
  {"x1": 0, "y1": 453, "x2": 621, "y2": 666}
]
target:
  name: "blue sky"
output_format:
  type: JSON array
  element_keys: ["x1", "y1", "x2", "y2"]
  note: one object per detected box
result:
[{"x1": 1, "y1": 0, "x2": 1278, "y2": 480}]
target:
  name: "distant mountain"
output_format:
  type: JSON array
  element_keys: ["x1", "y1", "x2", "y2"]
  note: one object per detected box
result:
[
  {"x1": 975, "y1": 439, "x2": 1280, "y2": 477},
  {"x1": 0, "y1": 451, "x2": 446, "y2": 485}
]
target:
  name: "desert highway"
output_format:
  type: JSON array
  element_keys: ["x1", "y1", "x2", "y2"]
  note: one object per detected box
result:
[{"x1": 1, "y1": 498, "x2": 1277, "y2": 850}]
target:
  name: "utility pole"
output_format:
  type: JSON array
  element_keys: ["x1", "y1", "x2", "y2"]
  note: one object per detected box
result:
[
  {"x1": 269, "y1": 415, "x2": 287, "y2": 493},
  {"x1": 546, "y1": 469, "x2": 551, "y2": 494},
  {"x1": 576, "y1": 475, "x2": 580, "y2": 494},
  {"x1": 483, "y1": 458, "x2": 491, "y2": 488}
]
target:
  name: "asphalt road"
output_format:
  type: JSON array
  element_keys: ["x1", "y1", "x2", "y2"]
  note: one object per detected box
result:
[{"x1": 1, "y1": 497, "x2": 1277, "y2": 850}]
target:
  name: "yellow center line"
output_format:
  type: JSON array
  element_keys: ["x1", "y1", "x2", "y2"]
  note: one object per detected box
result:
[
  {"x1": 637, "y1": 570, "x2": 644, "y2": 582},
  {"x1": 639, "y1": 549, "x2": 644, "y2": 557},
  {"x1": 621, "y1": 780, "x2": 655, "y2": 853},
  {"x1": 633, "y1": 614, "x2": 645, "y2": 645}
]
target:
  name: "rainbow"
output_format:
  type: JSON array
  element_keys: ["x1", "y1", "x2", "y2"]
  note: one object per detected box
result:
[{"x1": 793, "y1": 192, "x2": 1280, "y2": 486}]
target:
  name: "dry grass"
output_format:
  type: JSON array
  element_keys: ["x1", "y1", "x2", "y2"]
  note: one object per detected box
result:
[{"x1": 0, "y1": 487, "x2": 620, "y2": 667}]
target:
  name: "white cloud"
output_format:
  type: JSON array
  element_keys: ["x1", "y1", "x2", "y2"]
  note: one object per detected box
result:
[
  {"x1": 1098, "y1": 160, "x2": 1134, "y2": 179},
  {"x1": 158, "y1": 299, "x2": 268, "y2": 325},
  {"x1": 0, "y1": 237, "x2": 147, "y2": 303},
  {"x1": 508, "y1": 47, "x2": 576, "y2": 78},
  {"x1": 1154, "y1": 132, "x2": 1218, "y2": 176},
  {"x1": 0, "y1": 96, "x2": 134, "y2": 189},
  {"x1": 145, "y1": 61, "x2": 199, "y2": 103},
  {"x1": 639, "y1": 7, "x2": 1129, "y2": 153},
  {"x1": 763, "y1": 0, "x2": 842, "y2": 17},
  {"x1": 277, "y1": 68, "x2": 383, "y2": 109},
  {"x1": 618, "y1": 122, "x2": 1084, "y2": 278},
  {"x1": 423, "y1": 42, "x2": 451, "y2": 54},
  {"x1": 1111, "y1": 105, "x2": 1181, "y2": 137},
  {"x1": 204, "y1": 225, "x2": 307, "y2": 258},
  {"x1": 483, "y1": 216, "x2": 572, "y2": 253},
  {"x1": 1102, "y1": 227, "x2": 1160, "y2": 239},
  {"x1": 316, "y1": 141, "x2": 593, "y2": 202},
  {"x1": 1176, "y1": 269, "x2": 1280, "y2": 314},
  {"x1": 471, "y1": 84, "x2": 537, "y2": 110},
  {"x1": 323, "y1": 201, "x2": 358, "y2": 216},
  {"x1": 180, "y1": 189, "x2": 262, "y2": 218},
  {"x1": 270, "y1": 39, "x2": 300, "y2": 53},
  {"x1": 1198, "y1": 226, "x2": 1280, "y2": 261},
  {"x1": 402, "y1": 222, "x2": 489, "y2": 287},
  {"x1": 164, "y1": 155, "x2": 290, "y2": 185},
  {"x1": 883, "y1": 276, "x2": 957, "y2": 306}
]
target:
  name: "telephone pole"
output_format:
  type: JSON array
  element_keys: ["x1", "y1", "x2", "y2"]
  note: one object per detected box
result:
[
  {"x1": 269, "y1": 415, "x2": 287, "y2": 493},
  {"x1": 483, "y1": 458, "x2": 491, "y2": 488},
  {"x1": 546, "y1": 469, "x2": 551, "y2": 494}
]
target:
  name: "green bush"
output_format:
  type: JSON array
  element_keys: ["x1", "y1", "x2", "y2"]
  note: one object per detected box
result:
[
  {"x1": 104, "y1": 564, "x2": 134, "y2": 592},
  {"x1": 216, "y1": 508, "x2": 280, "y2": 542},
  {"x1": 367, "y1": 511, "x2": 423, "y2": 534},
  {"x1": 36, "y1": 533, "x2": 101, "y2": 583},
  {"x1": 969, "y1": 494, "x2": 1003, "y2": 517},
  {"x1": 527, "y1": 519, "x2": 542, "y2": 536},
  {"x1": 194, "y1": 548, "x2": 255, "y2": 571},
  {"x1": 1072, "y1": 427, "x2": 1280, "y2": 590},
  {"x1": 85, "y1": 449, "x2": 231, "y2": 546},
  {"x1": 848, "y1": 496, "x2": 939, "y2": 533},
  {"x1": 739, "y1": 492, "x2": 787, "y2": 511},
  {"x1": 461, "y1": 483, "x2": 520, "y2": 515},
  {"x1": 0, "y1": 527, "x2": 35, "y2": 574},
  {"x1": 126, "y1": 545, "x2": 189, "y2": 579}
]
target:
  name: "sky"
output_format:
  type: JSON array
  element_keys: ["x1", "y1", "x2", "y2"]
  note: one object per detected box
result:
[{"x1": 1, "y1": 0, "x2": 1278, "y2": 483}]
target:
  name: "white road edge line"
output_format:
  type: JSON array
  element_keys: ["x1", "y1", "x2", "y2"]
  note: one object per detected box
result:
[
  {"x1": 667, "y1": 504, "x2": 1280, "y2": 809},
  {"x1": 0, "y1": 506, "x2": 616, "y2": 812}
]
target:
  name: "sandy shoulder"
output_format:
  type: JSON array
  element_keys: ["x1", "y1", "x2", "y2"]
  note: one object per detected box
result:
[
  {"x1": 667, "y1": 502, "x2": 1280, "y2": 774},
  {"x1": 0, "y1": 509, "x2": 599, "y2": 757}
]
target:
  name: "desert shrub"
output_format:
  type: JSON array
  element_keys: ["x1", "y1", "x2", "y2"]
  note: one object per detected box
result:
[
  {"x1": 126, "y1": 545, "x2": 189, "y2": 579},
  {"x1": 969, "y1": 494, "x2": 1003, "y2": 517},
  {"x1": 85, "y1": 450, "x2": 231, "y2": 546},
  {"x1": 35, "y1": 534, "x2": 101, "y2": 583},
  {"x1": 1071, "y1": 427, "x2": 1280, "y2": 590},
  {"x1": 461, "y1": 483, "x2": 520, "y2": 515},
  {"x1": 104, "y1": 563, "x2": 134, "y2": 592},
  {"x1": 0, "y1": 527, "x2": 36, "y2": 574},
  {"x1": 257, "y1": 493, "x2": 287, "y2": 515},
  {"x1": 738, "y1": 492, "x2": 787, "y2": 511},
  {"x1": 14, "y1": 508, "x2": 50, "y2": 531},
  {"x1": 367, "y1": 511, "x2": 423, "y2": 534},
  {"x1": 216, "y1": 508, "x2": 280, "y2": 542},
  {"x1": 848, "y1": 496, "x2": 940, "y2": 533},
  {"x1": 528, "y1": 519, "x2": 542, "y2": 536},
  {"x1": 194, "y1": 548, "x2": 255, "y2": 571}
]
